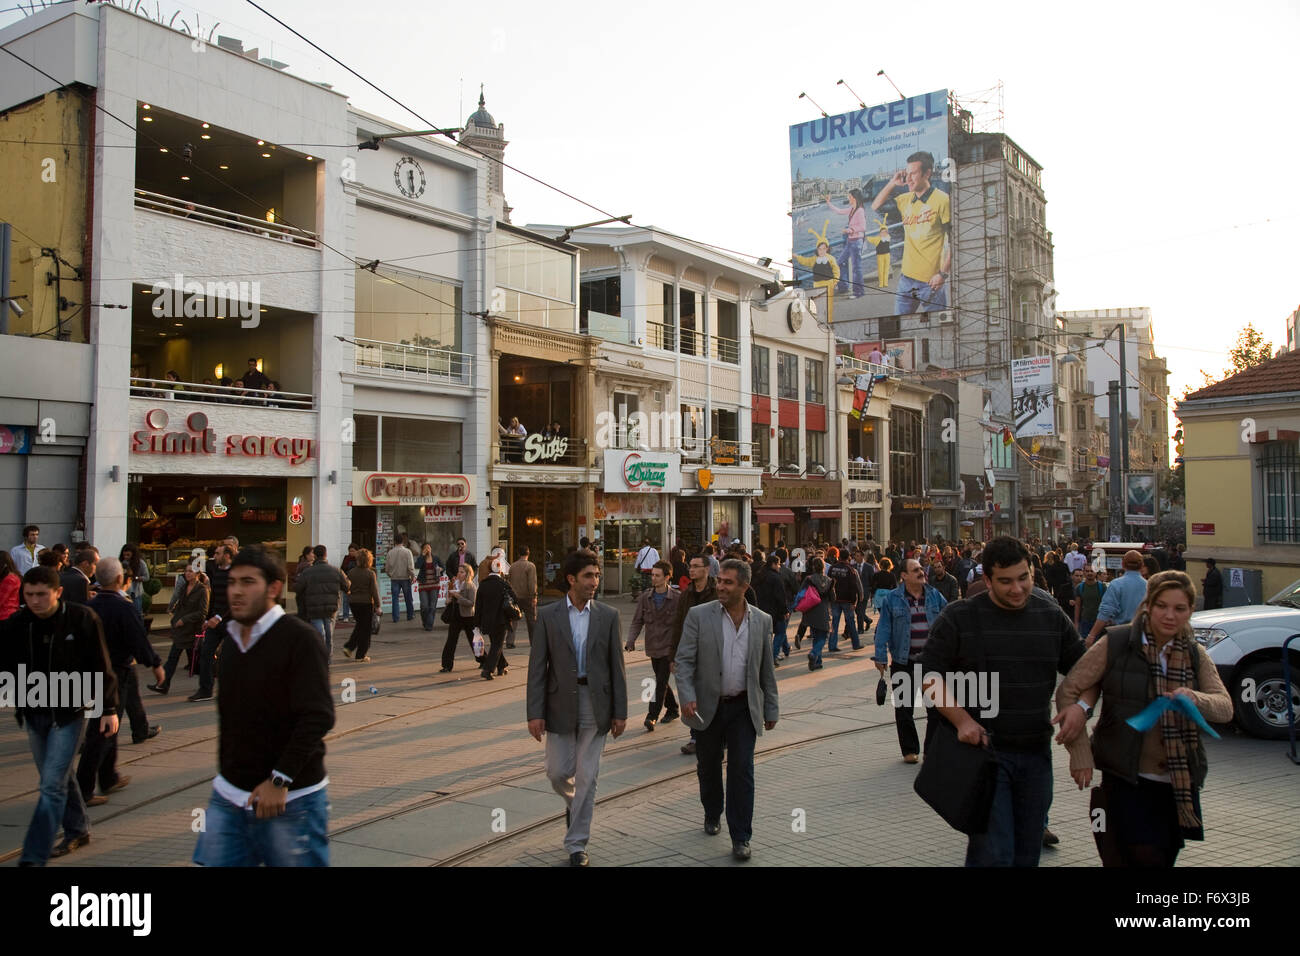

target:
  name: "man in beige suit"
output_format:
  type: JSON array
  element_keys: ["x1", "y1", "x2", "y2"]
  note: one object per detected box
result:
[
  {"x1": 506, "y1": 545, "x2": 538, "y2": 649},
  {"x1": 676, "y1": 558, "x2": 779, "y2": 861},
  {"x1": 526, "y1": 550, "x2": 627, "y2": 866}
]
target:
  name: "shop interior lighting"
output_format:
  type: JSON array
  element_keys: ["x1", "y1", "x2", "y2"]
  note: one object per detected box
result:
[
  {"x1": 141, "y1": 505, "x2": 158, "y2": 520},
  {"x1": 215, "y1": 363, "x2": 224, "y2": 379},
  {"x1": 196, "y1": 504, "x2": 213, "y2": 520}
]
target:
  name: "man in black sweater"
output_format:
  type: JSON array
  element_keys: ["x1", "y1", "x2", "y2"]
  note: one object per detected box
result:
[
  {"x1": 192, "y1": 546, "x2": 335, "y2": 867},
  {"x1": 0, "y1": 565, "x2": 119, "y2": 864},
  {"x1": 76, "y1": 557, "x2": 164, "y2": 803},
  {"x1": 920, "y1": 536, "x2": 1084, "y2": 868}
]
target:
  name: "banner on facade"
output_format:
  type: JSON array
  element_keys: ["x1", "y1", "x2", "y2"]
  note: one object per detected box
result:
[
  {"x1": 1011, "y1": 355, "x2": 1055, "y2": 437},
  {"x1": 850, "y1": 374, "x2": 877, "y2": 420},
  {"x1": 1125, "y1": 473, "x2": 1157, "y2": 526}
]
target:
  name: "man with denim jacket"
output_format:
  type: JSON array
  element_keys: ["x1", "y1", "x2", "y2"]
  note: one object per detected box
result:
[{"x1": 873, "y1": 558, "x2": 947, "y2": 762}]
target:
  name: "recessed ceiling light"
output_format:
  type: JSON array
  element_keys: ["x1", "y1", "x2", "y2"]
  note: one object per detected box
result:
[
  {"x1": 256, "y1": 140, "x2": 265, "y2": 146},
  {"x1": 158, "y1": 332, "x2": 166, "y2": 336},
  {"x1": 306, "y1": 156, "x2": 313, "y2": 161},
  {"x1": 215, "y1": 315, "x2": 225, "y2": 319},
  {"x1": 262, "y1": 152, "x2": 271, "y2": 158},
  {"x1": 200, "y1": 134, "x2": 211, "y2": 140},
  {"x1": 142, "y1": 104, "x2": 151, "y2": 110},
  {"x1": 142, "y1": 116, "x2": 153, "y2": 122},
  {"x1": 219, "y1": 164, "x2": 229, "y2": 170},
  {"x1": 201, "y1": 123, "x2": 210, "y2": 129},
  {"x1": 180, "y1": 175, "x2": 190, "y2": 181},
  {"x1": 259, "y1": 308, "x2": 268, "y2": 313},
  {"x1": 174, "y1": 322, "x2": 183, "y2": 327},
  {"x1": 159, "y1": 147, "x2": 168, "y2": 153}
]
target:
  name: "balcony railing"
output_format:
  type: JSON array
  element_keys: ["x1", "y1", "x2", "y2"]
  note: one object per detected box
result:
[
  {"x1": 351, "y1": 337, "x2": 472, "y2": 386},
  {"x1": 584, "y1": 310, "x2": 636, "y2": 346},
  {"x1": 838, "y1": 355, "x2": 893, "y2": 378},
  {"x1": 645, "y1": 320, "x2": 675, "y2": 353},
  {"x1": 641, "y1": 321, "x2": 739, "y2": 364},
  {"x1": 846, "y1": 460, "x2": 881, "y2": 481},
  {"x1": 129, "y1": 377, "x2": 315, "y2": 410},
  {"x1": 134, "y1": 190, "x2": 319, "y2": 247}
]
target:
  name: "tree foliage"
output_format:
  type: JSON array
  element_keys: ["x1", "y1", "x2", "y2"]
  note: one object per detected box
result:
[{"x1": 1186, "y1": 323, "x2": 1274, "y2": 397}]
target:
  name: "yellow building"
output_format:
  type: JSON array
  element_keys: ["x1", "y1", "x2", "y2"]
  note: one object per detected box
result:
[{"x1": 1176, "y1": 350, "x2": 1300, "y2": 598}]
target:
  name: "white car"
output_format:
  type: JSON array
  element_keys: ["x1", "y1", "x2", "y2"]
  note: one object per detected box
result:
[{"x1": 1192, "y1": 578, "x2": 1300, "y2": 739}]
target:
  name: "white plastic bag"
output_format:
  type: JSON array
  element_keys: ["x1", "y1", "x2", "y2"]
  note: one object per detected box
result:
[{"x1": 471, "y1": 627, "x2": 485, "y2": 657}]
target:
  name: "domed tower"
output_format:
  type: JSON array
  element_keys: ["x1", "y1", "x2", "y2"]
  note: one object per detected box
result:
[{"x1": 460, "y1": 85, "x2": 511, "y2": 223}]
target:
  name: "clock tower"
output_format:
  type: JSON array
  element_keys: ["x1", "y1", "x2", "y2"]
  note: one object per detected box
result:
[{"x1": 459, "y1": 85, "x2": 511, "y2": 223}]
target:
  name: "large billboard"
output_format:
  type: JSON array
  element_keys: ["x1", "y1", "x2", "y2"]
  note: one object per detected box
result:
[
  {"x1": 1126, "y1": 473, "x2": 1157, "y2": 526},
  {"x1": 789, "y1": 89, "x2": 951, "y2": 327},
  {"x1": 1011, "y1": 355, "x2": 1056, "y2": 437}
]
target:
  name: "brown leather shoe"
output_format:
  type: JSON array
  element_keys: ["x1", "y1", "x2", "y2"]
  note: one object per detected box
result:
[
  {"x1": 86, "y1": 795, "x2": 109, "y2": 807},
  {"x1": 106, "y1": 776, "x2": 131, "y2": 793}
]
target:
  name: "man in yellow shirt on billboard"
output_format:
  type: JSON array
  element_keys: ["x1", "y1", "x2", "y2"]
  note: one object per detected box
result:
[{"x1": 871, "y1": 150, "x2": 951, "y2": 314}]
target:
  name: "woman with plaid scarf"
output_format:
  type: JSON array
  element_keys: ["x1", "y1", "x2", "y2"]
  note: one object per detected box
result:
[{"x1": 1053, "y1": 571, "x2": 1233, "y2": 866}]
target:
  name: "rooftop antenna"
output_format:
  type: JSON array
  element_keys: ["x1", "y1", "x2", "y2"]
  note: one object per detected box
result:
[
  {"x1": 797, "y1": 92, "x2": 827, "y2": 117},
  {"x1": 835, "y1": 79, "x2": 867, "y2": 109},
  {"x1": 877, "y1": 69, "x2": 905, "y2": 100}
]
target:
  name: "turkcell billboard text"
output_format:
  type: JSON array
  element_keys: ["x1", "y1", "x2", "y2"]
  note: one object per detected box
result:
[
  {"x1": 790, "y1": 89, "x2": 951, "y2": 328},
  {"x1": 1011, "y1": 355, "x2": 1056, "y2": 437}
]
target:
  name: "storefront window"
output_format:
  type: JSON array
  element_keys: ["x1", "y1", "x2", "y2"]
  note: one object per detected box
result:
[
  {"x1": 499, "y1": 486, "x2": 577, "y2": 593},
  {"x1": 713, "y1": 499, "x2": 740, "y2": 550}
]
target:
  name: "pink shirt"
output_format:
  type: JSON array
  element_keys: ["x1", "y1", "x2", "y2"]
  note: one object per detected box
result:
[{"x1": 826, "y1": 199, "x2": 867, "y2": 240}]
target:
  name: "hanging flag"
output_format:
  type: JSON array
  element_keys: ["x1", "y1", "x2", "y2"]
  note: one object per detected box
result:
[
  {"x1": 850, "y1": 374, "x2": 876, "y2": 420},
  {"x1": 1001, "y1": 426, "x2": 1014, "y2": 447}
]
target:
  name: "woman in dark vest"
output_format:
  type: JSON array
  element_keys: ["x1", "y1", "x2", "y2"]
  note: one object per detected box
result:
[{"x1": 1055, "y1": 571, "x2": 1233, "y2": 866}]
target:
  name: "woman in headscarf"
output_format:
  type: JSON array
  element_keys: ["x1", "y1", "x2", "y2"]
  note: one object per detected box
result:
[{"x1": 1055, "y1": 571, "x2": 1233, "y2": 867}]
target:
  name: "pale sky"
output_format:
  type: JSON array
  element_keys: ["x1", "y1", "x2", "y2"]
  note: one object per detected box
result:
[{"x1": 12, "y1": 0, "x2": 1298, "y2": 405}]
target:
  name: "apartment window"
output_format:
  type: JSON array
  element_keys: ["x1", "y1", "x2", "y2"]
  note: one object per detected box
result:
[
  {"x1": 355, "y1": 268, "x2": 462, "y2": 352},
  {"x1": 579, "y1": 276, "x2": 620, "y2": 329},
  {"x1": 890, "y1": 407, "x2": 922, "y2": 496},
  {"x1": 710, "y1": 408, "x2": 739, "y2": 443},
  {"x1": 777, "y1": 352, "x2": 799, "y2": 399},
  {"x1": 849, "y1": 510, "x2": 875, "y2": 541},
  {"x1": 986, "y1": 237, "x2": 1000, "y2": 268},
  {"x1": 681, "y1": 403, "x2": 705, "y2": 459},
  {"x1": 751, "y1": 422, "x2": 770, "y2": 468},
  {"x1": 806, "y1": 431, "x2": 825, "y2": 469},
  {"x1": 805, "y1": 358, "x2": 824, "y2": 403},
  {"x1": 778, "y1": 427, "x2": 800, "y2": 470},
  {"x1": 646, "y1": 281, "x2": 674, "y2": 351},
  {"x1": 1150, "y1": 410, "x2": 1159, "y2": 430},
  {"x1": 983, "y1": 182, "x2": 997, "y2": 216},
  {"x1": 1076, "y1": 407, "x2": 1087, "y2": 430},
  {"x1": 988, "y1": 289, "x2": 1001, "y2": 322},
  {"x1": 1259, "y1": 441, "x2": 1300, "y2": 543},
  {"x1": 752, "y1": 344, "x2": 770, "y2": 395},
  {"x1": 715, "y1": 300, "x2": 739, "y2": 364},
  {"x1": 921, "y1": 339, "x2": 930, "y2": 364},
  {"x1": 613, "y1": 391, "x2": 639, "y2": 449},
  {"x1": 680, "y1": 288, "x2": 701, "y2": 357}
]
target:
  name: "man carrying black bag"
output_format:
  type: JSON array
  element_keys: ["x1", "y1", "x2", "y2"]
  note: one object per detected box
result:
[{"x1": 919, "y1": 537, "x2": 1085, "y2": 867}]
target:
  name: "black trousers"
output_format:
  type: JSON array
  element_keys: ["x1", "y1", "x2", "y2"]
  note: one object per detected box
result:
[
  {"x1": 118, "y1": 665, "x2": 149, "y2": 741},
  {"x1": 891, "y1": 661, "x2": 923, "y2": 756},
  {"x1": 480, "y1": 628, "x2": 508, "y2": 675},
  {"x1": 76, "y1": 686, "x2": 125, "y2": 799},
  {"x1": 647, "y1": 656, "x2": 678, "y2": 720},
  {"x1": 507, "y1": 603, "x2": 536, "y2": 646},
  {"x1": 196, "y1": 627, "x2": 224, "y2": 696},
  {"x1": 695, "y1": 694, "x2": 758, "y2": 843},
  {"x1": 346, "y1": 605, "x2": 376, "y2": 659},
  {"x1": 440, "y1": 613, "x2": 475, "y2": 670}
]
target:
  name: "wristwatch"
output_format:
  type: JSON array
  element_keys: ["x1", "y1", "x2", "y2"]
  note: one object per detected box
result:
[
  {"x1": 1075, "y1": 700, "x2": 1092, "y2": 717},
  {"x1": 270, "y1": 771, "x2": 291, "y2": 789}
]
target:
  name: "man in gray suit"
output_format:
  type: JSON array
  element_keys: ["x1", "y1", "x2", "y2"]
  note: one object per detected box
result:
[
  {"x1": 676, "y1": 558, "x2": 779, "y2": 861},
  {"x1": 527, "y1": 550, "x2": 627, "y2": 866}
]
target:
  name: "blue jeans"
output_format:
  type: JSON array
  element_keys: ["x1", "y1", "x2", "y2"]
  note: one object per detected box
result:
[
  {"x1": 808, "y1": 628, "x2": 830, "y2": 664},
  {"x1": 339, "y1": 593, "x2": 351, "y2": 621},
  {"x1": 309, "y1": 618, "x2": 334, "y2": 658},
  {"x1": 895, "y1": 274, "x2": 948, "y2": 314},
  {"x1": 193, "y1": 786, "x2": 330, "y2": 866},
  {"x1": 21, "y1": 712, "x2": 89, "y2": 865},
  {"x1": 836, "y1": 239, "x2": 864, "y2": 296},
  {"x1": 965, "y1": 750, "x2": 1053, "y2": 867},
  {"x1": 390, "y1": 579, "x2": 413, "y2": 623},
  {"x1": 830, "y1": 602, "x2": 861, "y2": 650},
  {"x1": 771, "y1": 613, "x2": 790, "y2": 661}
]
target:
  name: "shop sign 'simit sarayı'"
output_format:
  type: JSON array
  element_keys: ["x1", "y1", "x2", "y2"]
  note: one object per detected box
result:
[{"x1": 131, "y1": 409, "x2": 314, "y2": 464}]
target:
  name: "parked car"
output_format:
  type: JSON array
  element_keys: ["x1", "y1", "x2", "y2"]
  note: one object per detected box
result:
[{"x1": 1192, "y1": 577, "x2": 1300, "y2": 739}]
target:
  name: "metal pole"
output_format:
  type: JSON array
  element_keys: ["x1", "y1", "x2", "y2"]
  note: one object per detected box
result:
[
  {"x1": 1, "y1": 222, "x2": 11, "y2": 335},
  {"x1": 1118, "y1": 323, "x2": 1130, "y2": 539},
  {"x1": 1108, "y1": 381, "x2": 1122, "y2": 541}
]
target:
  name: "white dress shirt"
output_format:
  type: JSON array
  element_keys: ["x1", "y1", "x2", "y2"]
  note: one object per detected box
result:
[
  {"x1": 10, "y1": 542, "x2": 43, "y2": 574},
  {"x1": 567, "y1": 595, "x2": 591, "y2": 679},
  {"x1": 720, "y1": 604, "x2": 750, "y2": 698}
]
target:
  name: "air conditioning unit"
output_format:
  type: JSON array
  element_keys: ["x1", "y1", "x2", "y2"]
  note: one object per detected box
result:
[{"x1": 936, "y1": 310, "x2": 954, "y2": 324}]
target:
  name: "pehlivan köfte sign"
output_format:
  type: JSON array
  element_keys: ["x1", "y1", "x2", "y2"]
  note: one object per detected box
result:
[
  {"x1": 603, "y1": 450, "x2": 682, "y2": 494},
  {"x1": 356, "y1": 472, "x2": 474, "y2": 506}
]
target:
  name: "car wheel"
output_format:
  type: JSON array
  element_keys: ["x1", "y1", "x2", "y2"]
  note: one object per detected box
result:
[{"x1": 1234, "y1": 660, "x2": 1300, "y2": 740}]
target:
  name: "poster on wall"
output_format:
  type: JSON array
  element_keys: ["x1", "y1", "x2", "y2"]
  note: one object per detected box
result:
[
  {"x1": 789, "y1": 89, "x2": 951, "y2": 328},
  {"x1": 1011, "y1": 355, "x2": 1056, "y2": 437},
  {"x1": 1125, "y1": 473, "x2": 1157, "y2": 526}
]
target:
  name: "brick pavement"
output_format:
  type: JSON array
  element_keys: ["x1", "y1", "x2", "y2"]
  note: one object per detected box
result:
[{"x1": 2, "y1": 596, "x2": 1297, "y2": 867}]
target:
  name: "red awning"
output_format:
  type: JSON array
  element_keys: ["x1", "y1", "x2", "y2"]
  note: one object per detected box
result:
[
  {"x1": 755, "y1": 508, "x2": 795, "y2": 523},
  {"x1": 809, "y1": 508, "x2": 841, "y2": 519}
]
